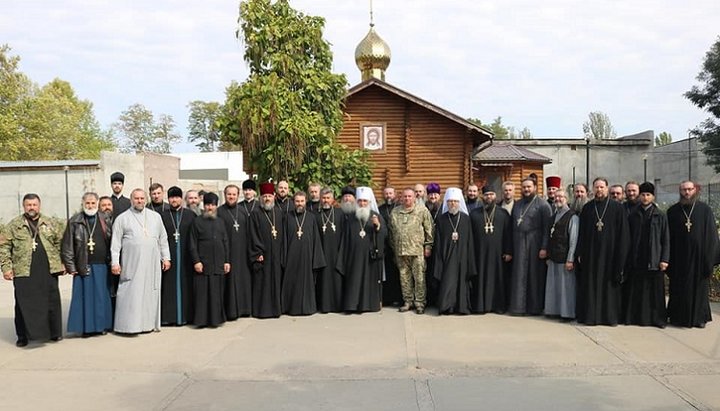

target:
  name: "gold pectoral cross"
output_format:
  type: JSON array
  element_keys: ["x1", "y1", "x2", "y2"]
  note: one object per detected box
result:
[
  {"x1": 596, "y1": 220, "x2": 604, "y2": 232},
  {"x1": 685, "y1": 219, "x2": 692, "y2": 233},
  {"x1": 451, "y1": 232, "x2": 459, "y2": 242},
  {"x1": 88, "y1": 239, "x2": 95, "y2": 254},
  {"x1": 297, "y1": 229, "x2": 303, "y2": 239},
  {"x1": 174, "y1": 231, "x2": 180, "y2": 241},
  {"x1": 32, "y1": 240, "x2": 38, "y2": 252},
  {"x1": 271, "y1": 226, "x2": 278, "y2": 239}
]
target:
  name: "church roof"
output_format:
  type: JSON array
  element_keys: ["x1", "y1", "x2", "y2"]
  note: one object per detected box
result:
[
  {"x1": 346, "y1": 78, "x2": 494, "y2": 142},
  {"x1": 473, "y1": 143, "x2": 551, "y2": 164}
]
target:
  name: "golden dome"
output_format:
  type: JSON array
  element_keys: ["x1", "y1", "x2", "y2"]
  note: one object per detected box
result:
[{"x1": 354, "y1": 25, "x2": 391, "y2": 82}]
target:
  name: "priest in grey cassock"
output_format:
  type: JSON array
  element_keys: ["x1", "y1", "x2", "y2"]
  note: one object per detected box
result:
[
  {"x1": 469, "y1": 185, "x2": 513, "y2": 314},
  {"x1": 337, "y1": 186, "x2": 387, "y2": 312},
  {"x1": 249, "y1": 182, "x2": 286, "y2": 319},
  {"x1": 282, "y1": 191, "x2": 326, "y2": 315},
  {"x1": 575, "y1": 178, "x2": 630, "y2": 326},
  {"x1": 189, "y1": 192, "x2": 230, "y2": 328},
  {"x1": 160, "y1": 186, "x2": 196, "y2": 326},
  {"x1": 218, "y1": 182, "x2": 253, "y2": 320},
  {"x1": 315, "y1": 187, "x2": 346, "y2": 313},
  {"x1": 111, "y1": 188, "x2": 171, "y2": 334},
  {"x1": 667, "y1": 180, "x2": 720, "y2": 328},
  {"x1": 509, "y1": 177, "x2": 552, "y2": 315},
  {"x1": 544, "y1": 189, "x2": 579, "y2": 321},
  {"x1": 433, "y1": 188, "x2": 476, "y2": 315}
]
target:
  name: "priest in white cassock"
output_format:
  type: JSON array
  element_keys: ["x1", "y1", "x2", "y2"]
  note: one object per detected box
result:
[
  {"x1": 433, "y1": 187, "x2": 476, "y2": 315},
  {"x1": 111, "y1": 188, "x2": 171, "y2": 334}
]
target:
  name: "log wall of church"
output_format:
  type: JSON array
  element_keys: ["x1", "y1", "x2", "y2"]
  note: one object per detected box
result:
[{"x1": 339, "y1": 87, "x2": 470, "y2": 199}]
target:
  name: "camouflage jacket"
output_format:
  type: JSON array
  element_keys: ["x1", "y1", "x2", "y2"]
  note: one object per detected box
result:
[
  {"x1": 390, "y1": 204, "x2": 434, "y2": 256},
  {"x1": 0, "y1": 214, "x2": 65, "y2": 277}
]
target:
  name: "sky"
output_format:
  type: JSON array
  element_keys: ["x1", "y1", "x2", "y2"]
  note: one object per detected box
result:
[{"x1": 2, "y1": 0, "x2": 719, "y2": 153}]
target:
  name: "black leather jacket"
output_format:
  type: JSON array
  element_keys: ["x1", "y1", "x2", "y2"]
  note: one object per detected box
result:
[{"x1": 61, "y1": 212, "x2": 112, "y2": 275}]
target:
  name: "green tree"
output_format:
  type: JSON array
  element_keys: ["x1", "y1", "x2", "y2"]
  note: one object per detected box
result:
[
  {"x1": 685, "y1": 37, "x2": 720, "y2": 172},
  {"x1": 467, "y1": 116, "x2": 533, "y2": 140},
  {"x1": 216, "y1": 0, "x2": 371, "y2": 190},
  {"x1": 113, "y1": 103, "x2": 180, "y2": 154},
  {"x1": 187, "y1": 100, "x2": 222, "y2": 152},
  {"x1": 655, "y1": 131, "x2": 672, "y2": 146},
  {"x1": 0, "y1": 45, "x2": 114, "y2": 160},
  {"x1": 583, "y1": 111, "x2": 617, "y2": 140}
]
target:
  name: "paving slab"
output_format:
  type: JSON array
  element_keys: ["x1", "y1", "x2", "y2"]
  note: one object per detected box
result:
[
  {"x1": 666, "y1": 375, "x2": 720, "y2": 411},
  {"x1": 429, "y1": 375, "x2": 696, "y2": 411},
  {"x1": 165, "y1": 378, "x2": 419, "y2": 411}
]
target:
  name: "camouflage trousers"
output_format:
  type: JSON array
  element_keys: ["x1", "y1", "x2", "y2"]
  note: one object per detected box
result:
[{"x1": 396, "y1": 255, "x2": 426, "y2": 308}]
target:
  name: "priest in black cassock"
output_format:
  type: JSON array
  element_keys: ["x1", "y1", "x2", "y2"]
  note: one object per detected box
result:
[
  {"x1": 469, "y1": 185, "x2": 513, "y2": 314},
  {"x1": 218, "y1": 183, "x2": 253, "y2": 320},
  {"x1": 160, "y1": 186, "x2": 196, "y2": 326},
  {"x1": 307, "y1": 183, "x2": 322, "y2": 213},
  {"x1": 316, "y1": 187, "x2": 346, "y2": 313},
  {"x1": 189, "y1": 192, "x2": 230, "y2": 328},
  {"x1": 509, "y1": 177, "x2": 552, "y2": 315},
  {"x1": 667, "y1": 181, "x2": 720, "y2": 328},
  {"x1": 337, "y1": 187, "x2": 387, "y2": 313},
  {"x1": 576, "y1": 177, "x2": 630, "y2": 326},
  {"x1": 433, "y1": 188, "x2": 476, "y2": 315},
  {"x1": 249, "y1": 182, "x2": 286, "y2": 319},
  {"x1": 275, "y1": 180, "x2": 295, "y2": 213},
  {"x1": 282, "y1": 192, "x2": 326, "y2": 315},
  {"x1": 623, "y1": 182, "x2": 669, "y2": 328},
  {"x1": 109, "y1": 172, "x2": 131, "y2": 219}
]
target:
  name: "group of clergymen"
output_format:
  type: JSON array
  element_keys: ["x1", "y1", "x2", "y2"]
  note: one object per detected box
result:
[{"x1": 1, "y1": 170, "x2": 719, "y2": 348}]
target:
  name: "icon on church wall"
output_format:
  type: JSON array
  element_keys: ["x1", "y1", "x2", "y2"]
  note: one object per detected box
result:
[{"x1": 361, "y1": 124, "x2": 385, "y2": 152}]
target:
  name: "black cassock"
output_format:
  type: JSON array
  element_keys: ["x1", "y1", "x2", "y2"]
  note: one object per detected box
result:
[
  {"x1": 160, "y1": 207, "x2": 196, "y2": 325},
  {"x1": 623, "y1": 204, "x2": 669, "y2": 327},
  {"x1": 469, "y1": 205, "x2": 513, "y2": 313},
  {"x1": 282, "y1": 211, "x2": 326, "y2": 315},
  {"x1": 336, "y1": 212, "x2": 387, "y2": 312},
  {"x1": 576, "y1": 198, "x2": 630, "y2": 326},
  {"x1": 316, "y1": 207, "x2": 345, "y2": 313},
  {"x1": 188, "y1": 215, "x2": 229, "y2": 327},
  {"x1": 379, "y1": 203, "x2": 402, "y2": 305},
  {"x1": 218, "y1": 201, "x2": 254, "y2": 319},
  {"x1": 667, "y1": 201, "x2": 720, "y2": 327},
  {"x1": 433, "y1": 212, "x2": 476, "y2": 315},
  {"x1": 249, "y1": 206, "x2": 286, "y2": 319}
]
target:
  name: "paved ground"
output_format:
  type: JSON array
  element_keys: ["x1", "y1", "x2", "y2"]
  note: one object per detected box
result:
[{"x1": 1, "y1": 276, "x2": 719, "y2": 410}]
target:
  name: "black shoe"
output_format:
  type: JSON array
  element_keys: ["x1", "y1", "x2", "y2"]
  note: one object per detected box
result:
[
  {"x1": 16, "y1": 338, "x2": 28, "y2": 347},
  {"x1": 416, "y1": 307, "x2": 425, "y2": 315},
  {"x1": 698, "y1": 322, "x2": 706, "y2": 329},
  {"x1": 50, "y1": 336, "x2": 63, "y2": 342}
]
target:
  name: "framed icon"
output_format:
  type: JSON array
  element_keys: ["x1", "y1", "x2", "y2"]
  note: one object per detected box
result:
[{"x1": 361, "y1": 123, "x2": 385, "y2": 152}]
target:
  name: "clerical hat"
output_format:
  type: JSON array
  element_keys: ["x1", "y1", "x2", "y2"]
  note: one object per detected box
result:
[
  {"x1": 341, "y1": 186, "x2": 356, "y2": 197},
  {"x1": 546, "y1": 176, "x2": 561, "y2": 189},
  {"x1": 110, "y1": 171, "x2": 125, "y2": 184},
  {"x1": 426, "y1": 182, "x2": 441, "y2": 194},
  {"x1": 242, "y1": 179, "x2": 257, "y2": 191},
  {"x1": 167, "y1": 186, "x2": 183, "y2": 199},
  {"x1": 203, "y1": 192, "x2": 219, "y2": 206},
  {"x1": 482, "y1": 185, "x2": 496, "y2": 194},
  {"x1": 260, "y1": 182, "x2": 275, "y2": 196},
  {"x1": 639, "y1": 182, "x2": 655, "y2": 195}
]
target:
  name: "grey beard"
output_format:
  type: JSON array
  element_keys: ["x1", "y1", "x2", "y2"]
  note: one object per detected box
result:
[
  {"x1": 340, "y1": 201, "x2": 356, "y2": 215},
  {"x1": 355, "y1": 206, "x2": 370, "y2": 223},
  {"x1": 448, "y1": 207, "x2": 460, "y2": 215},
  {"x1": 203, "y1": 211, "x2": 217, "y2": 219},
  {"x1": 261, "y1": 202, "x2": 274, "y2": 211},
  {"x1": 83, "y1": 208, "x2": 98, "y2": 217},
  {"x1": 133, "y1": 204, "x2": 144, "y2": 211},
  {"x1": 572, "y1": 198, "x2": 588, "y2": 213},
  {"x1": 321, "y1": 203, "x2": 332, "y2": 210}
]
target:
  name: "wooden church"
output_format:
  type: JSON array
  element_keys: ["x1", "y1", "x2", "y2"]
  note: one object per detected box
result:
[{"x1": 338, "y1": 19, "x2": 548, "y2": 198}]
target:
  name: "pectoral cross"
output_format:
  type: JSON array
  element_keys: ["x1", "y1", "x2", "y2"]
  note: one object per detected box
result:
[
  {"x1": 359, "y1": 229, "x2": 366, "y2": 238},
  {"x1": 517, "y1": 217, "x2": 523, "y2": 226},
  {"x1": 489, "y1": 224, "x2": 494, "y2": 233},
  {"x1": 685, "y1": 219, "x2": 693, "y2": 233},
  {"x1": 596, "y1": 220, "x2": 604, "y2": 232},
  {"x1": 173, "y1": 231, "x2": 180, "y2": 241},
  {"x1": 271, "y1": 226, "x2": 278, "y2": 239},
  {"x1": 550, "y1": 226, "x2": 555, "y2": 237},
  {"x1": 484, "y1": 223, "x2": 490, "y2": 234},
  {"x1": 32, "y1": 240, "x2": 37, "y2": 252},
  {"x1": 331, "y1": 223, "x2": 336, "y2": 232},
  {"x1": 87, "y1": 239, "x2": 95, "y2": 254},
  {"x1": 233, "y1": 222, "x2": 239, "y2": 232},
  {"x1": 451, "y1": 232, "x2": 459, "y2": 242},
  {"x1": 297, "y1": 229, "x2": 303, "y2": 239},
  {"x1": 322, "y1": 224, "x2": 327, "y2": 233}
]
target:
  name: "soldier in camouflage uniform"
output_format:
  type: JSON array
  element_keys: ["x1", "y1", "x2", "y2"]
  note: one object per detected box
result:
[
  {"x1": 0, "y1": 193, "x2": 65, "y2": 347},
  {"x1": 390, "y1": 188, "x2": 434, "y2": 314}
]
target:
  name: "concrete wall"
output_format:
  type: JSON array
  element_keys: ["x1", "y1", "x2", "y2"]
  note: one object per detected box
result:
[
  {"x1": 509, "y1": 134, "x2": 653, "y2": 192},
  {"x1": 651, "y1": 137, "x2": 720, "y2": 206},
  {"x1": 172, "y1": 152, "x2": 248, "y2": 182}
]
